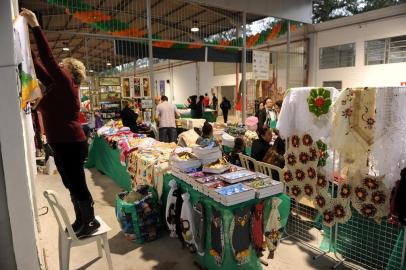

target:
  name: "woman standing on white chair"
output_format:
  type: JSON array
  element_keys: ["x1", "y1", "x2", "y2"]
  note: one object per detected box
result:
[{"x1": 20, "y1": 9, "x2": 99, "y2": 238}]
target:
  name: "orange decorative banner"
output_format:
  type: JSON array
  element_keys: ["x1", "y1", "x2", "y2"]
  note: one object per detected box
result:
[{"x1": 73, "y1": 10, "x2": 111, "y2": 23}]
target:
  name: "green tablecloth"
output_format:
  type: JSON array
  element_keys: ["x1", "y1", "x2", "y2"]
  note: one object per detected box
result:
[
  {"x1": 180, "y1": 111, "x2": 217, "y2": 122},
  {"x1": 162, "y1": 173, "x2": 291, "y2": 270},
  {"x1": 85, "y1": 135, "x2": 132, "y2": 191}
]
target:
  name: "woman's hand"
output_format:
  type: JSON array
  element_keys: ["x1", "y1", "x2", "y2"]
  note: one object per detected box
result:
[{"x1": 20, "y1": 8, "x2": 40, "y2": 28}]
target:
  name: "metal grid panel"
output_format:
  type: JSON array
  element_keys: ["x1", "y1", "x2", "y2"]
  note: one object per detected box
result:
[
  {"x1": 335, "y1": 211, "x2": 404, "y2": 270},
  {"x1": 285, "y1": 197, "x2": 334, "y2": 257}
]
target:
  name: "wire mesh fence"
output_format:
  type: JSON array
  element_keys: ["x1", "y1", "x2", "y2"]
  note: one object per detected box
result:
[{"x1": 334, "y1": 212, "x2": 405, "y2": 270}]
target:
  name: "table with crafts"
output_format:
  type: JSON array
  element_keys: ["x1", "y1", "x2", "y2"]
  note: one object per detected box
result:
[{"x1": 161, "y1": 168, "x2": 290, "y2": 270}]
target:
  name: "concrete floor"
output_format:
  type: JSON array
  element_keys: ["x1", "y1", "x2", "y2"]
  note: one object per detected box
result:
[{"x1": 35, "y1": 168, "x2": 353, "y2": 270}]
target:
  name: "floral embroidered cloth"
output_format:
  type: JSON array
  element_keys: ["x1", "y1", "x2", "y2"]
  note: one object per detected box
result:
[
  {"x1": 277, "y1": 87, "x2": 338, "y2": 141},
  {"x1": 331, "y1": 87, "x2": 376, "y2": 174}
]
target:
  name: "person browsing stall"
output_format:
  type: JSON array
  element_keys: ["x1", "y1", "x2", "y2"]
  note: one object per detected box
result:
[
  {"x1": 196, "y1": 121, "x2": 218, "y2": 148},
  {"x1": 22, "y1": 8, "x2": 99, "y2": 238},
  {"x1": 121, "y1": 99, "x2": 139, "y2": 133},
  {"x1": 156, "y1": 95, "x2": 180, "y2": 143},
  {"x1": 251, "y1": 126, "x2": 272, "y2": 162}
]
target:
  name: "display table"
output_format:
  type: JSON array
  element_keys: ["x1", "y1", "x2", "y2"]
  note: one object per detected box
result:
[
  {"x1": 179, "y1": 109, "x2": 217, "y2": 122},
  {"x1": 162, "y1": 173, "x2": 291, "y2": 270},
  {"x1": 86, "y1": 135, "x2": 132, "y2": 191}
]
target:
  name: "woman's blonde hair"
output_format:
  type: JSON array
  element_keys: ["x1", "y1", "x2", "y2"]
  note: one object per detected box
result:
[{"x1": 61, "y1": 57, "x2": 86, "y2": 85}]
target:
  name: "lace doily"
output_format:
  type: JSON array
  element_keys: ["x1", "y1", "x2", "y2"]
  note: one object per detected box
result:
[{"x1": 371, "y1": 87, "x2": 406, "y2": 188}]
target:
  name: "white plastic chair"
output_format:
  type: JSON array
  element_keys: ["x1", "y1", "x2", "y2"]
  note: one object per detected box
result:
[
  {"x1": 43, "y1": 190, "x2": 113, "y2": 270},
  {"x1": 256, "y1": 161, "x2": 283, "y2": 181},
  {"x1": 238, "y1": 153, "x2": 258, "y2": 171}
]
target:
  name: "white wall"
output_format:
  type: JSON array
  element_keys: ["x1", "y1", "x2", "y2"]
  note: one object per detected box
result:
[
  {"x1": 310, "y1": 15, "x2": 406, "y2": 89},
  {"x1": 148, "y1": 61, "x2": 239, "y2": 105}
]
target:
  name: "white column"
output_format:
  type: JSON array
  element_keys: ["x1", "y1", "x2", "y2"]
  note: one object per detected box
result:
[{"x1": 0, "y1": 0, "x2": 41, "y2": 269}]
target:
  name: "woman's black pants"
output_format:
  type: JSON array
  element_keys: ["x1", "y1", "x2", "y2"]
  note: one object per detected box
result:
[{"x1": 50, "y1": 141, "x2": 92, "y2": 201}]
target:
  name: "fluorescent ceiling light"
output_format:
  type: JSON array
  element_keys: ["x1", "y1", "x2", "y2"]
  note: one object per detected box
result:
[
  {"x1": 106, "y1": 62, "x2": 112, "y2": 66},
  {"x1": 62, "y1": 47, "x2": 70, "y2": 51},
  {"x1": 191, "y1": 27, "x2": 199, "y2": 32},
  {"x1": 89, "y1": 69, "x2": 94, "y2": 73}
]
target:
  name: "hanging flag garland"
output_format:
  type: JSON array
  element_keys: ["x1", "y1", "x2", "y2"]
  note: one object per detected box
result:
[{"x1": 48, "y1": 0, "x2": 301, "y2": 50}]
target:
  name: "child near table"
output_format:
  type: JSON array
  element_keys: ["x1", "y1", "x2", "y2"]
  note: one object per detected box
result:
[{"x1": 196, "y1": 121, "x2": 218, "y2": 147}]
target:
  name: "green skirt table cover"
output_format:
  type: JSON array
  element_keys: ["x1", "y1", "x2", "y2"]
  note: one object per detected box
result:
[
  {"x1": 162, "y1": 173, "x2": 290, "y2": 270},
  {"x1": 86, "y1": 135, "x2": 132, "y2": 191},
  {"x1": 180, "y1": 111, "x2": 217, "y2": 123}
]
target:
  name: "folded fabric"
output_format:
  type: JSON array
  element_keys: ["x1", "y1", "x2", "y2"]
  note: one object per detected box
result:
[{"x1": 222, "y1": 133, "x2": 235, "y2": 148}]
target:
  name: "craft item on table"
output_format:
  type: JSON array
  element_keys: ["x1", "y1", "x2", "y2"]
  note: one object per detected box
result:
[
  {"x1": 178, "y1": 129, "x2": 200, "y2": 147},
  {"x1": 204, "y1": 180, "x2": 228, "y2": 197},
  {"x1": 265, "y1": 197, "x2": 283, "y2": 259},
  {"x1": 230, "y1": 208, "x2": 251, "y2": 265},
  {"x1": 224, "y1": 124, "x2": 246, "y2": 138},
  {"x1": 331, "y1": 87, "x2": 376, "y2": 174},
  {"x1": 202, "y1": 158, "x2": 230, "y2": 174},
  {"x1": 180, "y1": 193, "x2": 196, "y2": 252},
  {"x1": 170, "y1": 150, "x2": 202, "y2": 171},
  {"x1": 134, "y1": 153, "x2": 158, "y2": 186},
  {"x1": 244, "y1": 130, "x2": 259, "y2": 148},
  {"x1": 214, "y1": 183, "x2": 255, "y2": 206},
  {"x1": 251, "y1": 202, "x2": 265, "y2": 256},
  {"x1": 192, "y1": 144, "x2": 223, "y2": 165},
  {"x1": 246, "y1": 178, "x2": 284, "y2": 199},
  {"x1": 165, "y1": 180, "x2": 178, "y2": 237},
  {"x1": 217, "y1": 183, "x2": 250, "y2": 196},
  {"x1": 221, "y1": 170, "x2": 257, "y2": 184},
  {"x1": 371, "y1": 87, "x2": 406, "y2": 188},
  {"x1": 277, "y1": 87, "x2": 337, "y2": 140},
  {"x1": 210, "y1": 207, "x2": 224, "y2": 266},
  {"x1": 194, "y1": 174, "x2": 222, "y2": 184},
  {"x1": 192, "y1": 202, "x2": 206, "y2": 256},
  {"x1": 222, "y1": 132, "x2": 236, "y2": 148}
]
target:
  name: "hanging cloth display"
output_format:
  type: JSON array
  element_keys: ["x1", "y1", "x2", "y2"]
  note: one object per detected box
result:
[
  {"x1": 265, "y1": 197, "x2": 283, "y2": 259},
  {"x1": 13, "y1": 16, "x2": 42, "y2": 110},
  {"x1": 251, "y1": 202, "x2": 265, "y2": 256},
  {"x1": 165, "y1": 180, "x2": 178, "y2": 237},
  {"x1": 331, "y1": 87, "x2": 376, "y2": 174},
  {"x1": 276, "y1": 87, "x2": 337, "y2": 141},
  {"x1": 230, "y1": 207, "x2": 251, "y2": 265},
  {"x1": 210, "y1": 206, "x2": 224, "y2": 266},
  {"x1": 180, "y1": 193, "x2": 196, "y2": 252},
  {"x1": 192, "y1": 201, "x2": 205, "y2": 256},
  {"x1": 371, "y1": 87, "x2": 406, "y2": 188}
]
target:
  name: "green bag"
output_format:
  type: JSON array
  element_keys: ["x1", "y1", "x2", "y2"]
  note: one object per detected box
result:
[{"x1": 115, "y1": 187, "x2": 162, "y2": 244}]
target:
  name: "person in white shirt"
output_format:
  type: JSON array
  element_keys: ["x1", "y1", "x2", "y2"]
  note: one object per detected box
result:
[{"x1": 155, "y1": 95, "x2": 180, "y2": 143}]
